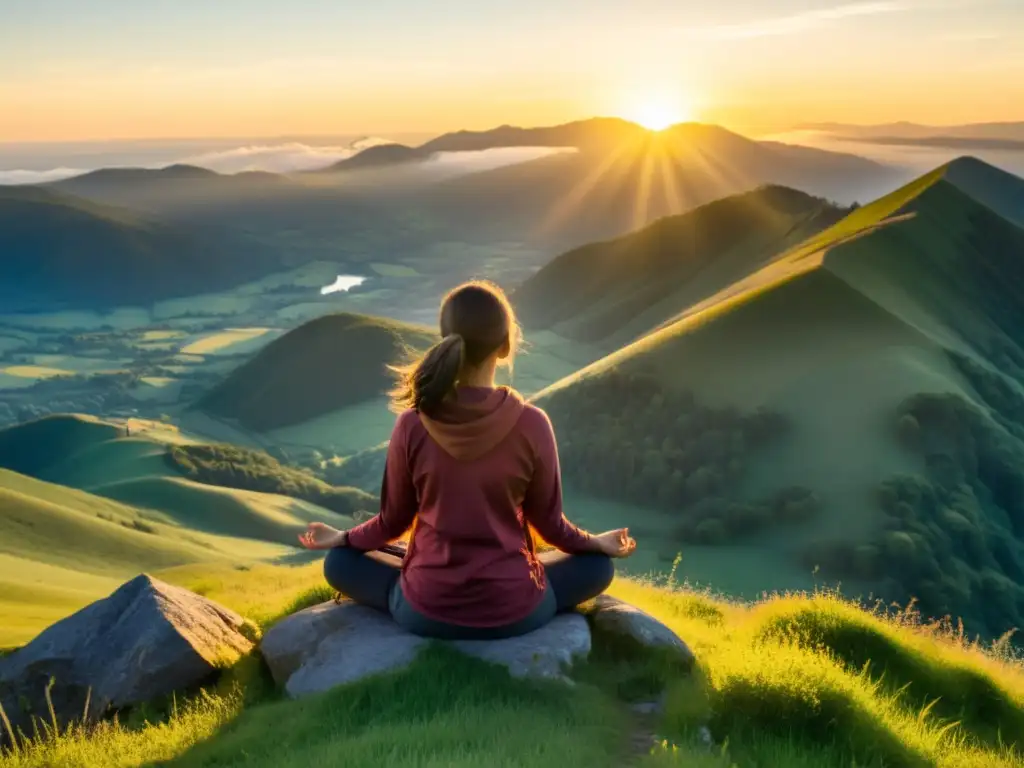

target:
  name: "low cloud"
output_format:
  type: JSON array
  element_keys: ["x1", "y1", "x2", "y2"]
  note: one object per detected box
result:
[
  {"x1": 178, "y1": 142, "x2": 363, "y2": 174},
  {"x1": 0, "y1": 142, "x2": 576, "y2": 185},
  {"x1": 423, "y1": 146, "x2": 575, "y2": 175},
  {"x1": 686, "y1": 2, "x2": 903, "y2": 40},
  {"x1": 0, "y1": 167, "x2": 86, "y2": 185}
]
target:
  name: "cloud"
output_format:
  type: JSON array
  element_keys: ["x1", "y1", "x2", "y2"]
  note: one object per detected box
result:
[
  {"x1": 423, "y1": 146, "x2": 576, "y2": 175},
  {"x1": 0, "y1": 167, "x2": 86, "y2": 185},
  {"x1": 178, "y1": 142, "x2": 363, "y2": 174},
  {"x1": 686, "y1": 2, "x2": 904, "y2": 40},
  {"x1": 0, "y1": 143, "x2": 576, "y2": 186}
]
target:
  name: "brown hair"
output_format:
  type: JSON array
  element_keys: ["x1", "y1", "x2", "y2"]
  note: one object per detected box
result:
[{"x1": 389, "y1": 280, "x2": 521, "y2": 416}]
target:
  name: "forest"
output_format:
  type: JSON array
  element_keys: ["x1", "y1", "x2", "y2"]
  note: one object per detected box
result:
[
  {"x1": 809, "y1": 390, "x2": 1024, "y2": 640},
  {"x1": 166, "y1": 443, "x2": 376, "y2": 517},
  {"x1": 540, "y1": 370, "x2": 818, "y2": 546}
]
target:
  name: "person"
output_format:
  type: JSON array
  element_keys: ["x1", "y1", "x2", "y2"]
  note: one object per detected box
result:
[{"x1": 298, "y1": 280, "x2": 636, "y2": 640}]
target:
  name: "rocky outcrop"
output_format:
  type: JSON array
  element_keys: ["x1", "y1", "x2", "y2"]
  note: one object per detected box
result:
[
  {"x1": 589, "y1": 595, "x2": 694, "y2": 665},
  {"x1": 0, "y1": 574, "x2": 254, "y2": 742},
  {"x1": 260, "y1": 600, "x2": 590, "y2": 697}
]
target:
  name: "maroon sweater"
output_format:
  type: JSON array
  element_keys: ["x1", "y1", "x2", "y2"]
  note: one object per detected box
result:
[{"x1": 345, "y1": 386, "x2": 594, "y2": 627}]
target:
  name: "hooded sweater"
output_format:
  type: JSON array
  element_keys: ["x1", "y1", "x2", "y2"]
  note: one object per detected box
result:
[{"x1": 345, "y1": 385, "x2": 594, "y2": 627}]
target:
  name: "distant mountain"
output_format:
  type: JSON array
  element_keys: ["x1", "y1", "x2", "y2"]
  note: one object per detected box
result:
[
  {"x1": 328, "y1": 143, "x2": 423, "y2": 171},
  {"x1": 530, "y1": 156, "x2": 1024, "y2": 641},
  {"x1": 197, "y1": 312, "x2": 437, "y2": 431},
  {"x1": 800, "y1": 121, "x2": 1024, "y2": 142},
  {"x1": 23, "y1": 118, "x2": 904, "y2": 274},
  {"x1": 513, "y1": 185, "x2": 850, "y2": 347},
  {"x1": 49, "y1": 164, "x2": 288, "y2": 211},
  {"x1": 415, "y1": 122, "x2": 902, "y2": 247},
  {"x1": 840, "y1": 136, "x2": 1024, "y2": 152},
  {"x1": 0, "y1": 186, "x2": 279, "y2": 309},
  {"x1": 321, "y1": 118, "x2": 641, "y2": 172}
]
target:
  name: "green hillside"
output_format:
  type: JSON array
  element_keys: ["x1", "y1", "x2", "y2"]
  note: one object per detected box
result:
[
  {"x1": 0, "y1": 414, "x2": 125, "y2": 478},
  {"x1": 0, "y1": 468, "x2": 285, "y2": 647},
  {"x1": 532, "y1": 159, "x2": 1024, "y2": 642},
  {"x1": 94, "y1": 476, "x2": 358, "y2": 547},
  {"x1": 197, "y1": 312, "x2": 437, "y2": 431},
  {"x1": 0, "y1": 186, "x2": 276, "y2": 309},
  {"x1": 7, "y1": 563, "x2": 1024, "y2": 768},
  {"x1": 0, "y1": 415, "x2": 372, "y2": 547},
  {"x1": 513, "y1": 185, "x2": 849, "y2": 347}
]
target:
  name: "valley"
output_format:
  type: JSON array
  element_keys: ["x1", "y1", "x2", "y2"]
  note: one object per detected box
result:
[{"x1": 3, "y1": 121, "x2": 1024, "y2": 654}]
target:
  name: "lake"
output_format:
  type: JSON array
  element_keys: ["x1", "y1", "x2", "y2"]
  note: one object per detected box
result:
[{"x1": 320, "y1": 275, "x2": 367, "y2": 295}]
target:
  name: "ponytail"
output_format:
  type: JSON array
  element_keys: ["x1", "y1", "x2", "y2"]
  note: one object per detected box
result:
[{"x1": 388, "y1": 334, "x2": 465, "y2": 417}]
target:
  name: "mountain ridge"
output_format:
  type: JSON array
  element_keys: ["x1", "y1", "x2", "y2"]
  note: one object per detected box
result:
[{"x1": 529, "y1": 157, "x2": 1024, "y2": 640}]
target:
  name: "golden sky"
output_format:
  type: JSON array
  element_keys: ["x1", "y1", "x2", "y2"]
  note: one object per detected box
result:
[{"x1": 3, "y1": 1, "x2": 1023, "y2": 142}]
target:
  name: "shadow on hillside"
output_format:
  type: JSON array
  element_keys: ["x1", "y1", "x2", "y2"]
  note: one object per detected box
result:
[{"x1": 269, "y1": 549, "x2": 322, "y2": 567}]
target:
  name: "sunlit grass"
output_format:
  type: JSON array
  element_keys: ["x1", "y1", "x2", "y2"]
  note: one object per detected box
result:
[{"x1": 3, "y1": 563, "x2": 1023, "y2": 768}]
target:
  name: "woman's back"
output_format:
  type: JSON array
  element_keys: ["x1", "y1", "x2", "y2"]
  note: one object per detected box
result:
[{"x1": 346, "y1": 385, "x2": 593, "y2": 627}]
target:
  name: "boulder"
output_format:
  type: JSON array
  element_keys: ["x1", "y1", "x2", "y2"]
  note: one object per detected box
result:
[
  {"x1": 0, "y1": 574, "x2": 254, "y2": 742},
  {"x1": 260, "y1": 600, "x2": 591, "y2": 698},
  {"x1": 589, "y1": 595, "x2": 694, "y2": 665}
]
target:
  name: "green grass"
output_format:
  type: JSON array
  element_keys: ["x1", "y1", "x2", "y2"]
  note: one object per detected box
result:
[
  {"x1": 4, "y1": 565, "x2": 1022, "y2": 768},
  {"x1": 0, "y1": 469, "x2": 288, "y2": 647}
]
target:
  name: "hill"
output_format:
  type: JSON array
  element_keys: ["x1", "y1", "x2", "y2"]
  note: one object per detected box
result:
[
  {"x1": 531, "y1": 158, "x2": 1024, "y2": 642},
  {"x1": 324, "y1": 143, "x2": 427, "y2": 172},
  {"x1": 0, "y1": 415, "x2": 373, "y2": 547},
  {"x1": 7, "y1": 562, "x2": 1024, "y2": 768},
  {"x1": 49, "y1": 164, "x2": 285, "y2": 203},
  {"x1": 513, "y1": 185, "x2": 850, "y2": 347},
  {"x1": 415, "y1": 122, "x2": 902, "y2": 247},
  {"x1": 0, "y1": 186, "x2": 278, "y2": 309},
  {"x1": 0, "y1": 467, "x2": 284, "y2": 647},
  {"x1": 197, "y1": 312, "x2": 437, "y2": 432}
]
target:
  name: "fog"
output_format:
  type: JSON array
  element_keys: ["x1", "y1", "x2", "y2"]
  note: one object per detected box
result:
[
  {"x1": 761, "y1": 129, "x2": 1024, "y2": 177},
  {"x1": 0, "y1": 136, "x2": 575, "y2": 185}
]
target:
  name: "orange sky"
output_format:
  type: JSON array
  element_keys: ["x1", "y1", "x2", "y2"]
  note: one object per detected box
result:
[{"x1": 3, "y1": 1, "x2": 1023, "y2": 142}]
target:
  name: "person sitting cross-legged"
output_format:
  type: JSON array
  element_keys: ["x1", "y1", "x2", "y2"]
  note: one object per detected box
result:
[{"x1": 298, "y1": 279, "x2": 636, "y2": 640}]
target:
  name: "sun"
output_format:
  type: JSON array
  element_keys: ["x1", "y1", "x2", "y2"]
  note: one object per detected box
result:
[{"x1": 621, "y1": 88, "x2": 695, "y2": 132}]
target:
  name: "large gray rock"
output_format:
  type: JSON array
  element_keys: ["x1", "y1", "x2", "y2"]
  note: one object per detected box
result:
[
  {"x1": 0, "y1": 574, "x2": 254, "y2": 741},
  {"x1": 260, "y1": 600, "x2": 591, "y2": 697},
  {"x1": 589, "y1": 595, "x2": 694, "y2": 665}
]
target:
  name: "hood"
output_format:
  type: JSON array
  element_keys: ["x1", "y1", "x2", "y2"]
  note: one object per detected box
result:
[{"x1": 418, "y1": 386, "x2": 526, "y2": 461}]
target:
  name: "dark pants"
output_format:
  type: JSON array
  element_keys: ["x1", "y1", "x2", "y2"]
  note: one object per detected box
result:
[{"x1": 323, "y1": 547, "x2": 615, "y2": 640}]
